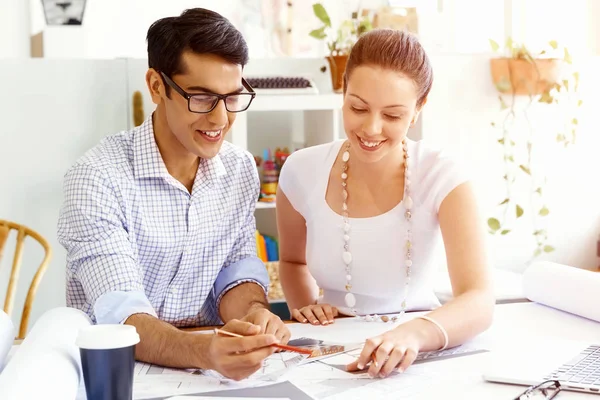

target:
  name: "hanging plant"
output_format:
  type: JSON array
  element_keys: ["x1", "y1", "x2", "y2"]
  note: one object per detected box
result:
[{"x1": 487, "y1": 37, "x2": 582, "y2": 259}]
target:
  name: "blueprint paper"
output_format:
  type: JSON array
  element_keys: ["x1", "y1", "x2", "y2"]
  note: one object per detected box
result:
[
  {"x1": 0, "y1": 307, "x2": 91, "y2": 399},
  {"x1": 0, "y1": 310, "x2": 14, "y2": 372},
  {"x1": 524, "y1": 262, "x2": 600, "y2": 322}
]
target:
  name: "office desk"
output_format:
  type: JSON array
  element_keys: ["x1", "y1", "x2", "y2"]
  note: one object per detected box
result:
[
  {"x1": 408, "y1": 302, "x2": 600, "y2": 399},
  {"x1": 277, "y1": 302, "x2": 600, "y2": 400},
  {"x1": 8, "y1": 303, "x2": 597, "y2": 399}
]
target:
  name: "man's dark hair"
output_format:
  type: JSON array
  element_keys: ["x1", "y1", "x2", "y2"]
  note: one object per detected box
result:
[{"x1": 147, "y1": 8, "x2": 249, "y2": 80}]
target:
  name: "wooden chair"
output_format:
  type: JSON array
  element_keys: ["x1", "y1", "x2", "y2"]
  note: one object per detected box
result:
[{"x1": 0, "y1": 220, "x2": 52, "y2": 339}]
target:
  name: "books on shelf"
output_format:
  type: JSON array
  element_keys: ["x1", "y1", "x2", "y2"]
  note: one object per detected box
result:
[{"x1": 255, "y1": 231, "x2": 279, "y2": 262}]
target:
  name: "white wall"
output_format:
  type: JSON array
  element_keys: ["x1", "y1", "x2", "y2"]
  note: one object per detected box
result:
[
  {"x1": 0, "y1": 0, "x2": 31, "y2": 58},
  {"x1": 30, "y1": 0, "x2": 398, "y2": 59},
  {"x1": 425, "y1": 54, "x2": 600, "y2": 271},
  {"x1": 0, "y1": 60, "x2": 129, "y2": 329}
]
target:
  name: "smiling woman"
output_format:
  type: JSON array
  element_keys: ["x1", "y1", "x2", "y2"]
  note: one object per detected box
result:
[{"x1": 276, "y1": 28, "x2": 494, "y2": 379}]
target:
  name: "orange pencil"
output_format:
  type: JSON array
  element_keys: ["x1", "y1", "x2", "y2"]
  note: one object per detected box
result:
[
  {"x1": 371, "y1": 354, "x2": 379, "y2": 368},
  {"x1": 214, "y1": 328, "x2": 314, "y2": 356}
]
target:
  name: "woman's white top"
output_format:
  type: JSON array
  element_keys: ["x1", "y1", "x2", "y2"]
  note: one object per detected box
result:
[{"x1": 278, "y1": 139, "x2": 469, "y2": 316}]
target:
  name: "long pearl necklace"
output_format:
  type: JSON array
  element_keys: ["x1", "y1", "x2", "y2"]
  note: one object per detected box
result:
[{"x1": 341, "y1": 140, "x2": 413, "y2": 323}]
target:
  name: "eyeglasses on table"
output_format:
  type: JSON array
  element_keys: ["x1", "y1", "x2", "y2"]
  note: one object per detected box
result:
[{"x1": 513, "y1": 380, "x2": 562, "y2": 400}]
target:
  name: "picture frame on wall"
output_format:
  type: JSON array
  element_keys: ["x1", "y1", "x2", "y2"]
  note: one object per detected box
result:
[{"x1": 41, "y1": 0, "x2": 87, "y2": 26}]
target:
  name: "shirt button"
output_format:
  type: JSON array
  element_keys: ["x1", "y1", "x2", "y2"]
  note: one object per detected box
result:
[{"x1": 171, "y1": 287, "x2": 178, "y2": 294}]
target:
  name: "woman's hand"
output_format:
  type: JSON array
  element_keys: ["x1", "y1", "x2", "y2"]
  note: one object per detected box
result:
[
  {"x1": 346, "y1": 322, "x2": 427, "y2": 378},
  {"x1": 291, "y1": 304, "x2": 338, "y2": 325}
]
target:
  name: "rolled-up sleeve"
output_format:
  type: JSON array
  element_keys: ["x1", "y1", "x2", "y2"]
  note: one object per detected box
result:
[
  {"x1": 57, "y1": 163, "x2": 156, "y2": 324},
  {"x1": 214, "y1": 153, "x2": 270, "y2": 311}
]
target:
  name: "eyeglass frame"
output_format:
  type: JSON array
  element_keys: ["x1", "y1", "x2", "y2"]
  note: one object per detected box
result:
[
  {"x1": 514, "y1": 380, "x2": 562, "y2": 400},
  {"x1": 159, "y1": 71, "x2": 256, "y2": 114}
]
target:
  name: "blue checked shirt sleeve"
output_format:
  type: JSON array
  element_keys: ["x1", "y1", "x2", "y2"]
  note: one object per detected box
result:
[
  {"x1": 213, "y1": 154, "x2": 269, "y2": 313},
  {"x1": 58, "y1": 163, "x2": 157, "y2": 324}
]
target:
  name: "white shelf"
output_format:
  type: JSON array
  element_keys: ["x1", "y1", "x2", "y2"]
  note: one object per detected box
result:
[
  {"x1": 251, "y1": 93, "x2": 343, "y2": 111},
  {"x1": 256, "y1": 202, "x2": 276, "y2": 209}
]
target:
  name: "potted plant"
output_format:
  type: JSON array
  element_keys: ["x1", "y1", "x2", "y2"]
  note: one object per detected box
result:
[
  {"x1": 309, "y1": 3, "x2": 373, "y2": 92},
  {"x1": 487, "y1": 38, "x2": 582, "y2": 259}
]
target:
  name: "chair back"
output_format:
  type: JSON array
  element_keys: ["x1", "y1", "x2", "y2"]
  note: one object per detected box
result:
[{"x1": 0, "y1": 220, "x2": 52, "y2": 339}]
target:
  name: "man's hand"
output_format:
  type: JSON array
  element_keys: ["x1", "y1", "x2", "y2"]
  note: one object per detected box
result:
[
  {"x1": 206, "y1": 319, "x2": 278, "y2": 381},
  {"x1": 240, "y1": 308, "x2": 291, "y2": 344}
]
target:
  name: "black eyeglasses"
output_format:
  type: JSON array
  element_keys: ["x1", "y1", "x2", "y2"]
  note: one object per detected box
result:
[
  {"x1": 159, "y1": 72, "x2": 256, "y2": 114},
  {"x1": 514, "y1": 380, "x2": 562, "y2": 400}
]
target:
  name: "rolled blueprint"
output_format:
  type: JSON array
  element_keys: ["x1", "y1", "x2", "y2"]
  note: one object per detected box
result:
[
  {"x1": 523, "y1": 261, "x2": 600, "y2": 322},
  {"x1": 0, "y1": 310, "x2": 15, "y2": 372},
  {"x1": 0, "y1": 307, "x2": 92, "y2": 399}
]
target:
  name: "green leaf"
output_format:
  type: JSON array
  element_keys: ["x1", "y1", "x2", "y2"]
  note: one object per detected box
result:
[
  {"x1": 508, "y1": 155, "x2": 515, "y2": 162},
  {"x1": 358, "y1": 17, "x2": 373, "y2": 35},
  {"x1": 539, "y1": 206, "x2": 550, "y2": 216},
  {"x1": 516, "y1": 204, "x2": 524, "y2": 218},
  {"x1": 556, "y1": 133, "x2": 565, "y2": 142},
  {"x1": 578, "y1": 99, "x2": 583, "y2": 107},
  {"x1": 519, "y1": 165, "x2": 531, "y2": 175},
  {"x1": 312, "y1": 3, "x2": 331, "y2": 27},
  {"x1": 549, "y1": 40, "x2": 558, "y2": 50},
  {"x1": 534, "y1": 248, "x2": 542, "y2": 257},
  {"x1": 540, "y1": 50, "x2": 546, "y2": 55},
  {"x1": 497, "y1": 138, "x2": 504, "y2": 144},
  {"x1": 496, "y1": 78, "x2": 511, "y2": 93},
  {"x1": 308, "y1": 27, "x2": 327, "y2": 39},
  {"x1": 573, "y1": 71, "x2": 580, "y2": 90},
  {"x1": 499, "y1": 198, "x2": 509, "y2": 205},
  {"x1": 511, "y1": 140, "x2": 516, "y2": 146},
  {"x1": 562, "y1": 79, "x2": 569, "y2": 91},
  {"x1": 505, "y1": 37, "x2": 514, "y2": 52},
  {"x1": 538, "y1": 91, "x2": 554, "y2": 104},
  {"x1": 544, "y1": 245, "x2": 555, "y2": 253},
  {"x1": 563, "y1": 47, "x2": 572, "y2": 64},
  {"x1": 533, "y1": 229, "x2": 545, "y2": 236},
  {"x1": 489, "y1": 39, "x2": 500, "y2": 52},
  {"x1": 487, "y1": 218, "x2": 501, "y2": 231},
  {"x1": 535, "y1": 187, "x2": 543, "y2": 195},
  {"x1": 501, "y1": 230, "x2": 511, "y2": 235},
  {"x1": 572, "y1": 118, "x2": 578, "y2": 125}
]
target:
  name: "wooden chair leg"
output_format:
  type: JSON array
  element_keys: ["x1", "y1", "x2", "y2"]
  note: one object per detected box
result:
[{"x1": 0, "y1": 224, "x2": 9, "y2": 266}]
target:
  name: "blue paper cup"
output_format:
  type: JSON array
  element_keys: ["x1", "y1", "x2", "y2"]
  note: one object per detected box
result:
[{"x1": 76, "y1": 324, "x2": 140, "y2": 400}]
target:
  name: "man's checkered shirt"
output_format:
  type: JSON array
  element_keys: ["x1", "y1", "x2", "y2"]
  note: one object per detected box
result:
[{"x1": 57, "y1": 116, "x2": 268, "y2": 327}]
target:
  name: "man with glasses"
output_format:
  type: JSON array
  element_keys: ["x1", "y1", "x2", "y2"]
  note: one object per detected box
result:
[{"x1": 57, "y1": 8, "x2": 289, "y2": 381}]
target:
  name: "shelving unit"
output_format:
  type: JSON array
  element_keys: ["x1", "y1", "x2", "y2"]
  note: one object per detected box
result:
[
  {"x1": 236, "y1": 91, "x2": 344, "y2": 240},
  {"x1": 255, "y1": 202, "x2": 276, "y2": 209}
]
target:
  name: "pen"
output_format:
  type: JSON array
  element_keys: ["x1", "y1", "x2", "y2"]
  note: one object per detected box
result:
[
  {"x1": 214, "y1": 328, "x2": 314, "y2": 355},
  {"x1": 371, "y1": 354, "x2": 379, "y2": 368}
]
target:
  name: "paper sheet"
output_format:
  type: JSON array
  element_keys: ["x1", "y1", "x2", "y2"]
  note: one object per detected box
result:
[
  {"x1": 523, "y1": 261, "x2": 600, "y2": 322},
  {"x1": 0, "y1": 307, "x2": 92, "y2": 399},
  {"x1": 166, "y1": 397, "x2": 290, "y2": 400},
  {"x1": 0, "y1": 309, "x2": 14, "y2": 372},
  {"x1": 160, "y1": 381, "x2": 311, "y2": 400},
  {"x1": 134, "y1": 351, "x2": 308, "y2": 399},
  {"x1": 287, "y1": 314, "x2": 418, "y2": 344}
]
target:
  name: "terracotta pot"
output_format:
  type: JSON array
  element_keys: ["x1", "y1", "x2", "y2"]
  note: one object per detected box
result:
[
  {"x1": 326, "y1": 54, "x2": 349, "y2": 93},
  {"x1": 490, "y1": 58, "x2": 561, "y2": 95}
]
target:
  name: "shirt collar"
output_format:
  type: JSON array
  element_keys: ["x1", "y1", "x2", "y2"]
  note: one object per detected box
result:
[
  {"x1": 133, "y1": 115, "x2": 228, "y2": 184},
  {"x1": 133, "y1": 115, "x2": 170, "y2": 180}
]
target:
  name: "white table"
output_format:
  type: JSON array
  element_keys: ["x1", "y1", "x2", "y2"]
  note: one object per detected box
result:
[{"x1": 283, "y1": 302, "x2": 600, "y2": 400}]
